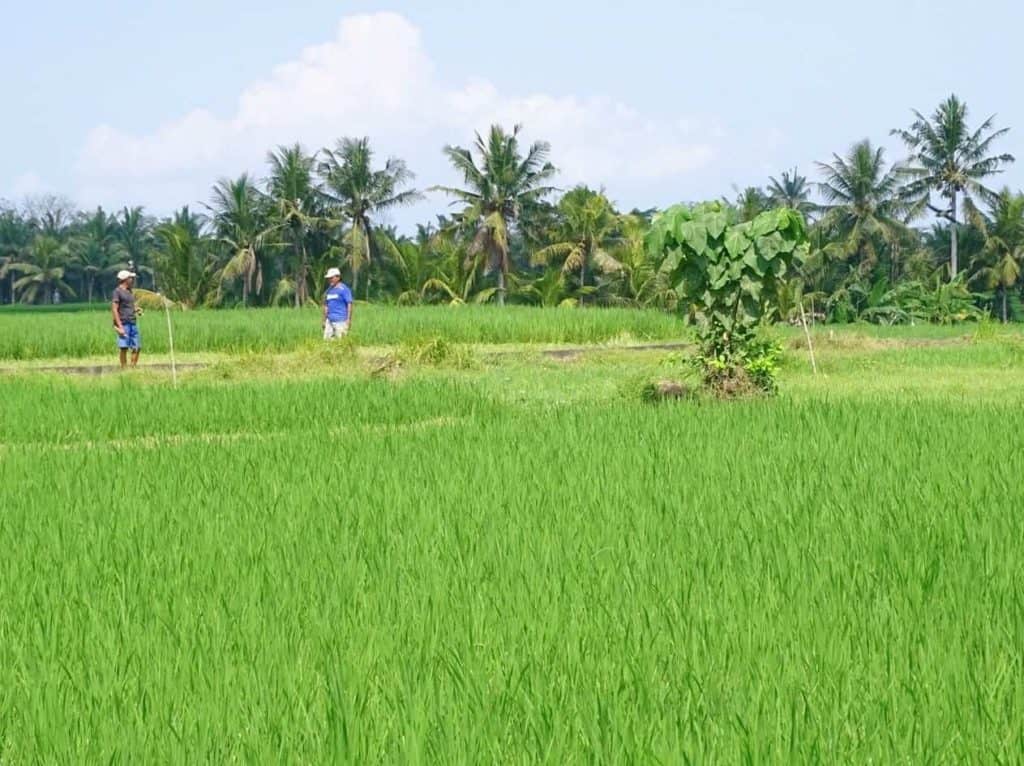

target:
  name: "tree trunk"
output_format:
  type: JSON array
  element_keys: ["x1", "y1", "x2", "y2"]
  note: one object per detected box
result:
[
  {"x1": 949, "y1": 189, "x2": 959, "y2": 279},
  {"x1": 580, "y1": 260, "x2": 586, "y2": 307},
  {"x1": 295, "y1": 238, "x2": 308, "y2": 308},
  {"x1": 1002, "y1": 286, "x2": 1008, "y2": 323},
  {"x1": 364, "y1": 225, "x2": 372, "y2": 302},
  {"x1": 497, "y1": 269, "x2": 506, "y2": 306}
]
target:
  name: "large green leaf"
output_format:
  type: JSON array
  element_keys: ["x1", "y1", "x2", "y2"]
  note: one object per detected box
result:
[
  {"x1": 751, "y1": 211, "x2": 778, "y2": 238},
  {"x1": 742, "y1": 247, "x2": 763, "y2": 274},
  {"x1": 678, "y1": 221, "x2": 708, "y2": 254},
  {"x1": 756, "y1": 232, "x2": 785, "y2": 260},
  {"x1": 740, "y1": 275, "x2": 763, "y2": 302},
  {"x1": 702, "y1": 211, "x2": 729, "y2": 240},
  {"x1": 724, "y1": 229, "x2": 751, "y2": 259}
]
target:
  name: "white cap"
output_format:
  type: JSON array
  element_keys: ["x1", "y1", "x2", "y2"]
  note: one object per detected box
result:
[
  {"x1": 117, "y1": 270, "x2": 137, "y2": 281},
  {"x1": 325, "y1": 267, "x2": 342, "y2": 279}
]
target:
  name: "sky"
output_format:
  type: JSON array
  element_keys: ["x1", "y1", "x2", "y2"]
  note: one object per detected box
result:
[{"x1": 2, "y1": 0, "x2": 1021, "y2": 230}]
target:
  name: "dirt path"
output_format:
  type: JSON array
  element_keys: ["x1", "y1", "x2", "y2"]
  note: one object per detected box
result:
[
  {"x1": 0, "y1": 335, "x2": 989, "y2": 376},
  {"x1": 0, "y1": 363, "x2": 208, "y2": 376},
  {"x1": 1, "y1": 343, "x2": 692, "y2": 376}
]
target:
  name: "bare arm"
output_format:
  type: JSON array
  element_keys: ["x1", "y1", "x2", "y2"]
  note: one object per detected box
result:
[
  {"x1": 112, "y1": 298, "x2": 125, "y2": 335},
  {"x1": 347, "y1": 300, "x2": 354, "y2": 327}
]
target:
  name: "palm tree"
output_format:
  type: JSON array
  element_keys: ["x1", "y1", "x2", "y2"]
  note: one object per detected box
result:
[
  {"x1": 434, "y1": 124, "x2": 557, "y2": 306},
  {"x1": 767, "y1": 168, "x2": 817, "y2": 217},
  {"x1": 532, "y1": 186, "x2": 622, "y2": 304},
  {"x1": 968, "y1": 189, "x2": 1024, "y2": 322},
  {"x1": 1, "y1": 236, "x2": 75, "y2": 304},
  {"x1": 207, "y1": 174, "x2": 275, "y2": 306},
  {"x1": 611, "y1": 214, "x2": 675, "y2": 309},
  {"x1": 728, "y1": 186, "x2": 770, "y2": 222},
  {"x1": 0, "y1": 206, "x2": 34, "y2": 304},
  {"x1": 378, "y1": 232, "x2": 434, "y2": 305},
  {"x1": 318, "y1": 137, "x2": 421, "y2": 299},
  {"x1": 152, "y1": 220, "x2": 219, "y2": 308},
  {"x1": 893, "y1": 95, "x2": 1015, "y2": 278},
  {"x1": 72, "y1": 207, "x2": 119, "y2": 302},
  {"x1": 420, "y1": 227, "x2": 492, "y2": 305},
  {"x1": 114, "y1": 207, "x2": 154, "y2": 288},
  {"x1": 816, "y1": 140, "x2": 916, "y2": 273},
  {"x1": 266, "y1": 144, "x2": 318, "y2": 306}
]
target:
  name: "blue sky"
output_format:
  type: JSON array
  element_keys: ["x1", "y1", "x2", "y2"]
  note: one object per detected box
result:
[{"x1": 2, "y1": 0, "x2": 1021, "y2": 228}]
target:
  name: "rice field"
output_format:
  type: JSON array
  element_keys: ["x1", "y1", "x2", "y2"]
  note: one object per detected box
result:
[
  {"x1": 1, "y1": 308, "x2": 1023, "y2": 762},
  {"x1": 0, "y1": 304, "x2": 683, "y2": 360}
]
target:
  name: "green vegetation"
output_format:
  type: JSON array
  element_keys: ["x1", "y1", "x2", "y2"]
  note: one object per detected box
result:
[
  {"x1": 1, "y1": 329, "x2": 1023, "y2": 761},
  {"x1": 0, "y1": 87, "x2": 1020, "y2": 761},
  {"x1": 0, "y1": 95, "x2": 1018, "y2": 324},
  {"x1": 648, "y1": 203, "x2": 808, "y2": 393},
  {"x1": 0, "y1": 305, "x2": 683, "y2": 360}
]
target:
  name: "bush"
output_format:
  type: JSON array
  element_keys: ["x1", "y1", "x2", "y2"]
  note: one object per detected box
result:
[{"x1": 647, "y1": 202, "x2": 808, "y2": 395}]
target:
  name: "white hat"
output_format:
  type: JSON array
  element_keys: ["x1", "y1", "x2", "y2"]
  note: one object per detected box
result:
[
  {"x1": 117, "y1": 270, "x2": 137, "y2": 281},
  {"x1": 325, "y1": 267, "x2": 342, "y2": 279}
]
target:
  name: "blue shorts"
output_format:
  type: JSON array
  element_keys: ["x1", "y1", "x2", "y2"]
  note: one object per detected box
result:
[{"x1": 117, "y1": 322, "x2": 141, "y2": 350}]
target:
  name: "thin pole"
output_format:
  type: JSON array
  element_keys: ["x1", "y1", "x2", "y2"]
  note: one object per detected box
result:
[
  {"x1": 798, "y1": 297, "x2": 818, "y2": 376},
  {"x1": 162, "y1": 295, "x2": 178, "y2": 387}
]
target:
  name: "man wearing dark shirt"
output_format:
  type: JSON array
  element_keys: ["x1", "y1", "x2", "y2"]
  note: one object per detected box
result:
[{"x1": 112, "y1": 270, "x2": 141, "y2": 368}]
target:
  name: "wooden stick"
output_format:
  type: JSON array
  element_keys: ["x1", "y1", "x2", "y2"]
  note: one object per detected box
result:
[
  {"x1": 798, "y1": 299, "x2": 818, "y2": 375},
  {"x1": 163, "y1": 296, "x2": 178, "y2": 388}
]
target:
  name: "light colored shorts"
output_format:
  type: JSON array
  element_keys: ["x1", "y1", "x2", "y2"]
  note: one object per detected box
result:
[{"x1": 323, "y1": 320, "x2": 350, "y2": 340}]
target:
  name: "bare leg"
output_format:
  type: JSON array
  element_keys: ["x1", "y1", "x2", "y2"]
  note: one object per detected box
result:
[
  {"x1": 119, "y1": 349, "x2": 128, "y2": 369},
  {"x1": 130, "y1": 350, "x2": 140, "y2": 368}
]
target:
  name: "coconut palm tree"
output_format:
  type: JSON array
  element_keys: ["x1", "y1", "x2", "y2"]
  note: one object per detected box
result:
[
  {"x1": 113, "y1": 206, "x2": 155, "y2": 288},
  {"x1": 1, "y1": 236, "x2": 75, "y2": 304},
  {"x1": 71, "y1": 207, "x2": 119, "y2": 302},
  {"x1": 377, "y1": 232, "x2": 434, "y2": 305},
  {"x1": 816, "y1": 140, "x2": 917, "y2": 273},
  {"x1": 892, "y1": 95, "x2": 1014, "y2": 278},
  {"x1": 532, "y1": 186, "x2": 622, "y2": 304},
  {"x1": 968, "y1": 189, "x2": 1024, "y2": 322},
  {"x1": 266, "y1": 144, "x2": 318, "y2": 306},
  {"x1": 434, "y1": 124, "x2": 557, "y2": 306},
  {"x1": 152, "y1": 220, "x2": 219, "y2": 308},
  {"x1": 207, "y1": 174, "x2": 276, "y2": 306},
  {"x1": 728, "y1": 186, "x2": 770, "y2": 222},
  {"x1": 612, "y1": 214, "x2": 676, "y2": 309},
  {"x1": 0, "y1": 206, "x2": 34, "y2": 304},
  {"x1": 317, "y1": 137, "x2": 421, "y2": 299},
  {"x1": 420, "y1": 226, "x2": 493, "y2": 306},
  {"x1": 767, "y1": 168, "x2": 817, "y2": 218}
]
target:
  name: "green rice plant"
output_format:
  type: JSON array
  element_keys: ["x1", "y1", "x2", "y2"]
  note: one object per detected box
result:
[
  {"x1": 0, "y1": 305, "x2": 685, "y2": 361},
  {"x1": 399, "y1": 336, "x2": 478, "y2": 369},
  {"x1": 0, "y1": 369, "x2": 1023, "y2": 762}
]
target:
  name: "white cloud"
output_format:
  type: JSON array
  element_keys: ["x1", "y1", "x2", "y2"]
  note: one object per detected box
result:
[
  {"x1": 7, "y1": 171, "x2": 47, "y2": 199},
  {"x1": 75, "y1": 12, "x2": 718, "y2": 217}
]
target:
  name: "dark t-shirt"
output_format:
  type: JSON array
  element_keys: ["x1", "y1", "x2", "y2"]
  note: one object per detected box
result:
[{"x1": 113, "y1": 286, "x2": 136, "y2": 324}]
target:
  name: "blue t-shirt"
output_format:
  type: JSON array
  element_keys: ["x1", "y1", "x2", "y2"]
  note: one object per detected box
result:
[{"x1": 325, "y1": 283, "x2": 353, "y2": 322}]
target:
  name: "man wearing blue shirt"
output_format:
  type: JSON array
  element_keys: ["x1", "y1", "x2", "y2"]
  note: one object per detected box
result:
[{"x1": 322, "y1": 267, "x2": 354, "y2": 339}]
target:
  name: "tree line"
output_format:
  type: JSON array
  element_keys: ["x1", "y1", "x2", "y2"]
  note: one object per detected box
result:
[{"x1": 1, "y1": 95, "x2": 1019, "y2": 323}]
